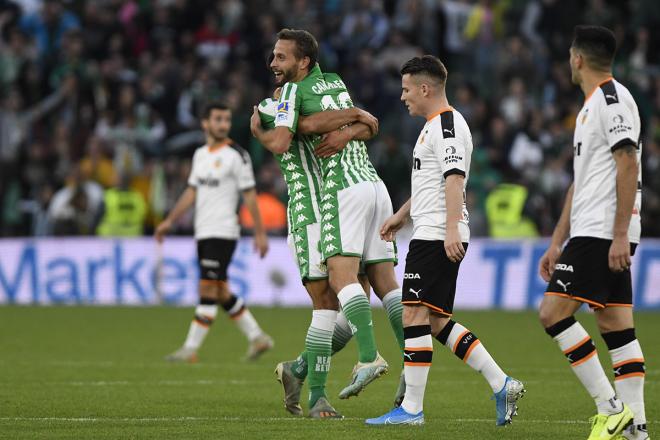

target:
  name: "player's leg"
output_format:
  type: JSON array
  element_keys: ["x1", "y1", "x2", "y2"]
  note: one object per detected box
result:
[
  {"x1": 366, "y1": 262, "x2": 405, "y2": 405},
  {"x1": 165, "y1": 280, "x2": 219, "y2": 362},
  {"x1": 432, "y1": 314, "x2": 524, "y2": 425},
  {"x1": 540, "y1": 238, "x2": 633, "y2": 438},
  {"x1": 364, "y1": 181, "x2": 404, "y2": 353},
  {"x1": 165, "y1": 239, "x2": 222, "y2": 362},
  {"x1": 597, "y1": 306, "x2": 648, "y2": 439},
  {"x1": 362, "y1": 180, "x2": 406, "y2": 405},
  {"x1": 215, "y1": 281, "x2": 273, "y2": 360},
  {"x1": 365, "y1": 304, "x2": 428, "y2": 425},
  {"x1": 275, "y1": 224, "x2": 348, "y2": 417},
  {"x1": 367, "y1": 263, "x2": 404, "y2": 353},
  {"x1": 323, "y1": 183, "x2": 380, "y2": 364}
]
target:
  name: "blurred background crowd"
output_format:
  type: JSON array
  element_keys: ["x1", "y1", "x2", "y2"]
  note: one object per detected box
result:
[{"x1": 1, "y1": 0, "x2": 659, "y2": 238}]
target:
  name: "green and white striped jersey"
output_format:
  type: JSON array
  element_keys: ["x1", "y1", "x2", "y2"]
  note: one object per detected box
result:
[
  {"x1": 258, "y1": 98, "x2": 323, "y2": 232},
  {"x1": 274, "y1": 65, "x2": 380, "y2": 194}
]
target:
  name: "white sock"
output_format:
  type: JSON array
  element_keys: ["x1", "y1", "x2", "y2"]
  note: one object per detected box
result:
[
  {"x1": 234, "y1": 308, "x2": 264, "y2": 341},
  {"x1": 223, "y1": 295, "x2": 263, "y2": 341},
  {"x1": 610, "y1": 340, "x2": 646, "y2": 425},
  {"x1": 183, "y1": 304, "x2": 218, "y2": 350},
  {"x1": 442, "y1": 321, "x2": 507, "y2": 393},
  {"x1": 551, "y1": 320, "x2": 620, "y2": 415},
  {"x1": 401, "y1": 326, "x2": 432, "y2": 415},
  {"x1": 337, "y1": 283, "x2": 368, "y2": 308}
]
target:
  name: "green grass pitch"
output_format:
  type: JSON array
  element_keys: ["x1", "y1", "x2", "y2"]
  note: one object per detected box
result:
[{"x1": 0, "y1": 306, "x2": 656, "y2": 439}]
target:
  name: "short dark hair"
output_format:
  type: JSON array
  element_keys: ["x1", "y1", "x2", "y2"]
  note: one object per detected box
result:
[
  {"x1": 571, "y1": 25, "x2": 617, "y2": 71},
  {"x1": 201, "y1": 102, "x2": 230, "y2": 120},
  {"x1": 400, "y1": 55, "x2": 448, "y2": 85},
  {"x1": 276, "y1": 28, "x2": 318, "y2": 68}
]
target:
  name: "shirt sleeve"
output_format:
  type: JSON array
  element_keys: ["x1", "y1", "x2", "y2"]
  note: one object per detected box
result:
[
  {"x1": 432, "y1": 113, "x2": 467, "y2": 178},
  {"x1": 599, "y1": 94, "x2": 638, "y2": 152},
  {"x1": 187, "y1": 150, "x2": 199, "y2": 187},
  {"x1": 274, "y1": 82, "x2": 302, "y2": 134},
  {"x1": 235, "y1": 149, "x2": 256, "y2": 191}
]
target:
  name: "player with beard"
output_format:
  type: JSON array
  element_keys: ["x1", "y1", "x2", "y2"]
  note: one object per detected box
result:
[
  {"x1": 538, "y1": 26, "x2": 647, "y2": 439},
  {"x1": 255, "y1": 56, "x2": 404, "y2": 417},
  {"x1": 156, "y1": 102, "x2": 273, "y2": 363},
  {"x1": 251, "y1": 29, "x2": 405, "y2": 403}
]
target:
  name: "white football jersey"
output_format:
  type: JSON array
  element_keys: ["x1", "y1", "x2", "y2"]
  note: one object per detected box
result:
[
  {"x1": 187, "y1": 142, "x2": 256, "y2": 240},
  {"x1": 571, "y1": 78, "x2": 642, "y2": 243},
  {"x1": 411, "y1": 107, "x2": 472, "y2": 242}
]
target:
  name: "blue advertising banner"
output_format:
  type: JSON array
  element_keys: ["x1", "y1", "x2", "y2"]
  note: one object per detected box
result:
[{"x1": 1, "y1": 238, "x2": 659, "y2": 309}]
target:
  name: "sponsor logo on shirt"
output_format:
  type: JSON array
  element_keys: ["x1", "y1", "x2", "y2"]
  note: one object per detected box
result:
[
  {"x1": 443, "y1": 153, "x2": 463, "y2": 165},
  {"x1": 197, "y1": 177, "x2": 220, "y2": 187}
]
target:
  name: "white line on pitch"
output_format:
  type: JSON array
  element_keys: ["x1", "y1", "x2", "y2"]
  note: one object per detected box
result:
[{"x1": 0, "y1": 417, "x2": 655, "y2": 424}]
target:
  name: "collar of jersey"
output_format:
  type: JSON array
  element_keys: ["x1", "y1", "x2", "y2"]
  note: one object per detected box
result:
[
  {"x1": 584, "y1": 76, "x2": 614, "y2": 103},
  {"x1": 208, "y1": 142, "x2": 229, "y2": 152},
  {"x1": 426, "y1": 106, "x2": 453, "y2": 122},
  {"x1": 300, "y1": 64, "x2": 323, "y2": 83}
]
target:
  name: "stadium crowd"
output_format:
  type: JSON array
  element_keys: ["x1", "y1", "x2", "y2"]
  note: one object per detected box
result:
[{"x1": 0, "y1": 0, "x2": 659, "y2": 238}]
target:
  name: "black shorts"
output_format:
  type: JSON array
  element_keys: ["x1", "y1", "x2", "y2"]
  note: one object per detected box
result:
[
  {"x1": 401, "y1": 239, "x2": 468, "y2": 316},
  {"x1": 545, "y1": 237, "x2": 637, "y2": 309},
  {"x1": 196, "y1": 238, "x2": 237, "y2": 282}
]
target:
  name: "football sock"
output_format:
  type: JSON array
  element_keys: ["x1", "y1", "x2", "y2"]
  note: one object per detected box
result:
[
  {"x1": 222, "y1": 294, "x2": 263, "y2": 341},
  {"x1": 183, "y1": 299, "x2": 218, "y2": 350},
  {"x1": 401, "y1": 325, "x2": 432, "y2": 415},
  {"x1": 338, "y1": 283, "x2": 377, "y2": 363},
  {"x1": 546, "y1": 316, "x2": 622, "y2": 415},
  {"x1": 435, "y1": 320, "x2": 507, "y2": 392},
  {"x1": 382, "y1": 289, "x2": 405, "y2": 353},
  {"x1": 602, "y1": 328, "x2": 646, "y2": 426},
  {"x1": 306, "y1": 309, "x2": 337, "y2": 407},
  {"x1": 332, "y1": 310, "x2": 354, "y2": 353},
  {"x1": 290, "y1": 311, "x2": 352, "y2": 381}
]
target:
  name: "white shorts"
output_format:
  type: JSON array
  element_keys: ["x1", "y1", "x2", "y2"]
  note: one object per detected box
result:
[
  {"x1": 287, "y1": 222, "x2": 328, "y2": 282},
  {"x1": 320, "y1": 180, "x2": 397, "y2": 264}
]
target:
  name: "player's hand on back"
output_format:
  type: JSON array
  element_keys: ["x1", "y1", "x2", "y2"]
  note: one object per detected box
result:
[
  {"x1": 608, "y1": 235, "x2": 631, "y2": 272},
  {"x1": 538, "y1": 245, "x2": 562, "y2": 282},
  {"x1": 315, "y1": 129, "x2": 352, "y2": 158},
  {"x1": 355, "y1": 109, "x2": 378, "y2": 136},
  {"x1": 444, "y1": 226, "x2": 465, "y2": 263},
  {"x1": 154, "y1": 219, "x2": 172, "y2": 243},
  {"x1": 254, "y1": 231, "x2": 269, "y2": 258}
]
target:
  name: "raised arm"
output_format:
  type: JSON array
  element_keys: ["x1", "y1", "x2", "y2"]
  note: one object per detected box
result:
[{"x1": 250, "y1": 109, "x2": 294, "y2": 154}]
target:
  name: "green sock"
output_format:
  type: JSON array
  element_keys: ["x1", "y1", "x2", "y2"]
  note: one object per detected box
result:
[
  {"x1": 306, "y1": 310, "x2": 335, "y2": 407},
  {"x1": 293, "y1": 311, "x2": 353, "y2": 383},
  {"x1": 291, "y1": 352, "x2": 307, "y2": 380},
  {"x1": 338, "y1": 284, "x2": 377, "y2": 363},
  {"x1": 331, "y1": 311, "x2": 353, "y2": 354},
  {"x1": 382, "y1": 289, "x2": 405, "y2": 352}
]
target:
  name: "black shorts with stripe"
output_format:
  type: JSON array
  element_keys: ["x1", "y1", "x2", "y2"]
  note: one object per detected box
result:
[
  {"x1": 401, "y1": 239, "x2": 468, "y2": 316},
  {"x1": 197, "y1": 238, "x2": 237, "y2": 281},
  {"x1": 545, "y1": 237, "x2": 637, "y2": 309}
]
